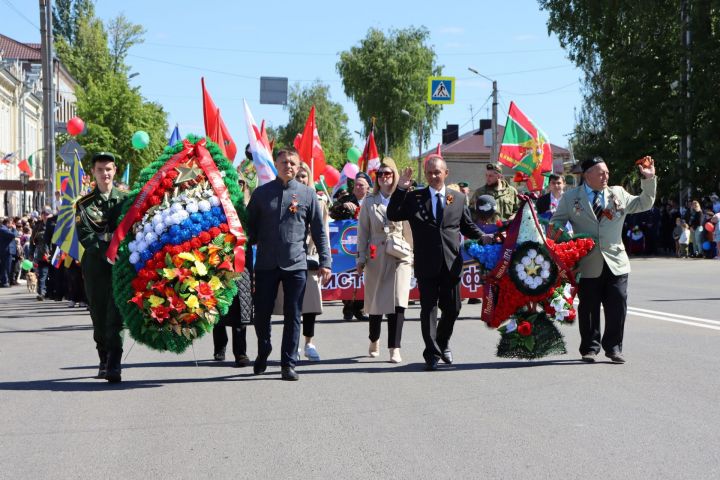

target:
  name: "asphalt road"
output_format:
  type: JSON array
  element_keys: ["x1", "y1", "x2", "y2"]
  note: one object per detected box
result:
[{"x1": 0, "y1": 257, "x2": 718, "y2": 479}]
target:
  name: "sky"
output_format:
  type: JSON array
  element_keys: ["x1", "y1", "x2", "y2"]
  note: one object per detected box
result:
[{"x1": 2, "y1": 0, "x2": 583, "y2": 158}]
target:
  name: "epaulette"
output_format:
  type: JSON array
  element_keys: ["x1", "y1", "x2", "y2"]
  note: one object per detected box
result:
[{"x1": 77, "y1": 191, "x2": 96, "y2": 206}]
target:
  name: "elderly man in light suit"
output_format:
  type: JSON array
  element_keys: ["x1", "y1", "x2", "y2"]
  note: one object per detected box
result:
[{"x1": 551, "y1": 156, "x2": 656, "y2": 364}]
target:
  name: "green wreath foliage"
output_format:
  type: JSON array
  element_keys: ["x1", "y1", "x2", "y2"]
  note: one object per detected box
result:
[
  {"x1": 497, "y1": 312, "x2": 567, "y2": 360},
  {"x1": 111, "y1": 135, "x2": 247, "y2": 353}
]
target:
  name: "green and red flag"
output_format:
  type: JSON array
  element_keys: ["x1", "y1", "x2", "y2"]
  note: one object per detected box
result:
[{"x1": 498, "y1": 101, "x2": 552, "y2": 191}]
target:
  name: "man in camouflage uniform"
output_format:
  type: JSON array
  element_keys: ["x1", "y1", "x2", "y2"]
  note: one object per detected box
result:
[
  {"x1": 470, "y1": 163, "x2": 519, "y2": 222},
  {"x1": 76, "y1": 152, "x2": 127, "y2": 383}
]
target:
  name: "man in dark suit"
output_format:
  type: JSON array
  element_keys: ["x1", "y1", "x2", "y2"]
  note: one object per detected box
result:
[
  {"x1": 246, "y1": 149, "x2": 331, "y2": 381},
  {"x1": 0, "y1": 218, "x2": 19, "y2": 287},
  {"x1": 535, "y1": 173, "x2": 565, "y2": 217},
  {"x1": 387, "y1": 155, "x2": 488, "y2": 370}
]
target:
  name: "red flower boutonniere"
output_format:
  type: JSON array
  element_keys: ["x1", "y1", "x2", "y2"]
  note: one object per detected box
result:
[
  {"x1": 369, "y1": 244, "x2": 377, "y2": 259},
  {"x1": 354, "y1": 205, "x2": 361, "y2": 219},
  {"x1": 289, "y1": 194, "x2": 299, "y2": 214},
  {"x1": 446, "y1": 194, "x2": 454, "y2": 205}
]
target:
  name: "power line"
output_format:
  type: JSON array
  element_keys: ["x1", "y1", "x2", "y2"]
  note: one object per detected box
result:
[
  {"x1": 503, "y1": 80, "x2": 580, "y2": 96},
  {"x1": 142, "y1": 41, "x2": 562, "y2": 57},
  {"x1": 127, "y1": 54, "x2": 342, "y2": 84},
  {"x1": 1, "y1": 0, "x2": 40, "y2": 30}
]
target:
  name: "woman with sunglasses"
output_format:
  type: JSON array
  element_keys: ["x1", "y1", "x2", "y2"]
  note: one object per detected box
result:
[
  {"x1": 356, "y1": 159, "x2": 413, "y2": 363},
  {"x1": 273, "y1": 162, "x2": 330, "y2": 361}
]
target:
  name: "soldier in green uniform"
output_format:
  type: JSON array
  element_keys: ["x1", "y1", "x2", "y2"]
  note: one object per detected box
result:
[
  {"x1": 76, "y1": 152, "x2": 127, "y2": 383},
  {"x1": 470, "y1": 163, "x2": 520, "y2": 222}
]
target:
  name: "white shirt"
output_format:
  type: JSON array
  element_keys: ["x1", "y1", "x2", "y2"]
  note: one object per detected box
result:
[
  {"x1": 379, "y1": 192, "x2": 390, "y2": 207},
  {"x1": 429, "y1": 185, "x2": 446, "y2": 220}
]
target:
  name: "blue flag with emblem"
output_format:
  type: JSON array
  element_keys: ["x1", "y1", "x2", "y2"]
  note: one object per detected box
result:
[{"x1": 51, "y1": 153, "x2": 85, "y2": 262}]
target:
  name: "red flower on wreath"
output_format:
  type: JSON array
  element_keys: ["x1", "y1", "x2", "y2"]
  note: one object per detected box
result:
[
  {"x1": 517, "y1": 321, "x2": 532, "y2": 336},
  {"x1": 197, "y1": 282, "x2": 214, "y2": 300},
  {"x1": 150, "y1": 305, "x2": 171, "y2": 324},
  {"x1": 198, "y1": 231, "x2": 211, "y2": 243}
]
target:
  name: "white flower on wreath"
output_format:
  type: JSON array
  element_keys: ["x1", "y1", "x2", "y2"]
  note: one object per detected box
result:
[{"x1": 506, "y1": 317, "x2": 518, "y2": 333}]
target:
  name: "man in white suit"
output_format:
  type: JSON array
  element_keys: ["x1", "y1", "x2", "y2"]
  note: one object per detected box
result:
[{"x1": 551, "y1": 156, "x2": 656, "y2": 364}]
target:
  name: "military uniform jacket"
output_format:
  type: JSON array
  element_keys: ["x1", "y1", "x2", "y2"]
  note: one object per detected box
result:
[
  {"x1": 471, "y1": 180, "x2": 520, "y2": 221},
  {"x1": 76, "y1": 187, "x2": 127, "y2": 261},
  {"x1": 550, "y1": 177, "x2": 657, "y2": 279}
]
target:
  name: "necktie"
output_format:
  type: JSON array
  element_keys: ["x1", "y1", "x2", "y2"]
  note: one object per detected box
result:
[
  {"x1": 592, "y1": 190, "x2": 603, "y2": 219},
  {"x1": 435, "y1": 192, "x2": 444, "y2": 224}
]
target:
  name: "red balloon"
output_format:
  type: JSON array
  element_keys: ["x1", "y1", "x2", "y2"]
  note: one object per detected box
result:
[
  {"x1": 67, "y1": 116, "x2": 84, "y2": 136},
  {"x1": 323, "y1": 165, "x2": 341, "y2": 187},
  {"x1": 704, "y1": 222, "x2": 715, "y2": 233}
]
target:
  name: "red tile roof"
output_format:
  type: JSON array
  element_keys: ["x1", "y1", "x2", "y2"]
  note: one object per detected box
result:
[
  {"x1": 435, "y1": 124, "x2": 570, "y2": 156},
  {"x1": 0, "y1": 33, "x2": 42, "y2": 61}
]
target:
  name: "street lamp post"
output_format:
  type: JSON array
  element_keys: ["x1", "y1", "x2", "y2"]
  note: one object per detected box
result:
[
  {"x1": 468, "y1": 68, "x2": 498, "y2": 164},
  {"x1": 401, "y1": 109, "x2": 424, "y2": 184}
]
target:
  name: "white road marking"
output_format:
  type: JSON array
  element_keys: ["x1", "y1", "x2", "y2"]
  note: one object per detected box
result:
[{"x1": 627, "y1": 308, "x2": 720, "y2": 331}]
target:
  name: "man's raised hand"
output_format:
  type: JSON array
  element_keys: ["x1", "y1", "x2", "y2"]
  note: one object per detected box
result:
[{"x1": 398, "y1": 167, "x2": 413, "y2": 190}]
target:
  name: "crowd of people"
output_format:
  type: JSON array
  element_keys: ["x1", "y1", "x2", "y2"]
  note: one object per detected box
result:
[{"x1": 4, "y1": 143, "x2": 716, "y2": 382}]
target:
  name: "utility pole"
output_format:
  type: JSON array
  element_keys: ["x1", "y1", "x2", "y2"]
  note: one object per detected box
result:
[
  {"x1": 39, "y1": 0, "x2": 56, "y2": 203},
  {"x1": 468, "y1": 68, "x2": 498, "y2": 163}
]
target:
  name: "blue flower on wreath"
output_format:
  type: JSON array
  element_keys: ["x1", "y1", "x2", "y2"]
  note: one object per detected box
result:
[{"x1": 466, "y1": 242, "x2": 503, "y2": 270}]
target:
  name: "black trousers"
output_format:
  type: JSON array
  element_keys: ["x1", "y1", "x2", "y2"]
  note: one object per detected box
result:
[
  {"x1": 368, "y1": 307, "x2": 405, "y2": 348},
  {"x1": 577, "y1": 261, "x2": 628, "y2": 355},
  {"x1": 213, "y1": 325, "x2": 247, "y2": 360},
  {"x1": 253, "y1": 268, "x2": 307, "y2": 368},
  {"x1": 416, "y1": 264, "x2": 461, "y2": 363}
]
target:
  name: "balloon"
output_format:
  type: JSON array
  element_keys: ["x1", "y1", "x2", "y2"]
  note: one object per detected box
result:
[
  {"x1": 132, "y1": 130, "x2": 150, "y2": 150},
  {"x1": 341, "y1": 162, "x2": 359, "y2": 180},
  {"x1": 323, "y1": 165, "x2": 341, "y2": 187},
  {"x1": 702, "y1": 241, "x2": 711, "y2": 250},
  {"x1": 67, "y1": 116, "x2": 84, "y2": 136},
  {"x1": 704, "y1": 222, "x2": 715, "y2": 233},
  {"x1": 21, "y1": 259, "x2": 33, "y2": 271},
  {"x1": 346, "y1": 147, "x2": 361, "y2": 164}
]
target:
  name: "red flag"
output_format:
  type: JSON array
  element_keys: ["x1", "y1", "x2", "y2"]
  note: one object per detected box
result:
[
  {"x1": 359, "y1": 131, "x2": 380, "y2": 173},
  {"x1": 18, "y1": 159, "x2": 32, "y2": 177},
  {"x1": 259, "y1": 120, "x2": 273, "y2": 152},
  {"x1": 296, "y1": 105, "x2": 326, "y2": 180},
  {"x1": 201, "y1": 78, "x2": 237, "y2": 161}
]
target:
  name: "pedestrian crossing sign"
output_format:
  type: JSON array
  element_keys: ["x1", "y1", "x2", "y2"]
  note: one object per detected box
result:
[{"x1": 428, "y1": 76, "x2": 455, "y2": 104}]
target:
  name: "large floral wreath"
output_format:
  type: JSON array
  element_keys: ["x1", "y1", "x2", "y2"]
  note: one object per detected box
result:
[
  {"x1": 476, "y1": 197, "x2": 595, "y2": 359},
  {"x1": 110, "y1": 135, "x2": 246, "y2": 354}
]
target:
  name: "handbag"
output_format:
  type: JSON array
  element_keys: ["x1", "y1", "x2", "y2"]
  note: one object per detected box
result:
[
  {"x1": 306, "y1": 254, "x2": 320, "y2": 270},
  {"x1": 385, "y1": 235, "x2": 412, "y2": 260}
]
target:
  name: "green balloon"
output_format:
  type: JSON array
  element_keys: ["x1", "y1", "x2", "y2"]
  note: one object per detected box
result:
[
  {"x1": 21, "y1": 259, "x2": 33, "y2": 271},
  {"x1": 346, "y1": 146, "x2": 361, "y2": 164},
  {"x1": 131, "y1": 130, "x2": 150, "y2": 150}
]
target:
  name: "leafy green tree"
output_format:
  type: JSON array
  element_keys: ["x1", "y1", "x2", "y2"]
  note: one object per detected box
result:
[
  {"x1": 539, "y1": 0, "x2": 720, "y2": 196},
  {"x1": 276, "y1": 81, "x2": 353, "y2": 168},
  {"x1": 337, "y1": 27, "x2": 442, "y2": 157},
  {"x1": 52, "y1": 0, "x2": 168, "y2": 183},
  {"x1": 107, "y1": 14, "x2": 146, "y2": 75}
]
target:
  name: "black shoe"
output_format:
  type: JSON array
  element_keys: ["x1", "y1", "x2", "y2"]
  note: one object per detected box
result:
[
  {"x1": 96, "y1": 362, "x2": 108, "y2": 379},
  {"x1": 253, "y1": 355, "x2": 269, "y2": 375},
  {"x1": 234, "y1": 355, "x2": 251, "y2": 368},
  {"x1": 213, "y1": 349, "x2": 226, "y2": 361},
  {"x1": 581, "y1": 352, "x2": 597, "y2": 363},
  {"x1": 441, "y1": 348, "x2": 453, "y2": 365},
  {"x1": 105, "y1": 349, "x2": 122, "y2": 383},
  {"x1": 353, "y1": 311, "x2": 368, "y2": 322},
  {"x1": 605, "y1": 352, "x2": 626, "y2": 364},
  {"x1": 424, "y1": 355, "x2": 439, "y2": 371},
  {"x1": 467, "y1": 298, "x2": 481, "y2": 304},
  {"x1": 343, "y1": 311, "x2": 353, "y2": 320},
  {"x1": 36, "y1": 295, "x2": 44, "y2": 301},
  {"x1": 281, "y1": 366, "x2": 299, "y2": 381}
]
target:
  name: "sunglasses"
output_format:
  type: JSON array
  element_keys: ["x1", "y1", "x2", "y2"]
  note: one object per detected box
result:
[{"x1": 377, "y1": 171, "x2": 393, "y2": 178}]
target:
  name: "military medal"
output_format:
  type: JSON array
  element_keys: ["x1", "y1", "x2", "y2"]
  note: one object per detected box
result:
[{"x1": 573, "y1": 199, "x2": 583, "y2": 216}]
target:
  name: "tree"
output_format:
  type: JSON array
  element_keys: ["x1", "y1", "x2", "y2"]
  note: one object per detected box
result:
[
  {"x1": 538, "y1": 0, "x2": 720, "y2": 197},
  {"x1": 107, "y1": 14, "x2": 146, "y2": 75},
  {"x1": 276, "y1": 81, "x2": 353, "y2": 168},
  {"x1": 337, "y1": 27, "x2": 442, "y2": 157},
  {"x1": 52, "y1": 1, "x2": 168, "y2": 183}
]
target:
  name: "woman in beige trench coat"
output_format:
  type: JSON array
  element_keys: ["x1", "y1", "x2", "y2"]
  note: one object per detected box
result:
[
  {"x1": 273, "y1": 162, "x2": 330, "y2": 361},
  {"x1": 356, "y1": 158, "x2": 413, "y2": 363}
]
